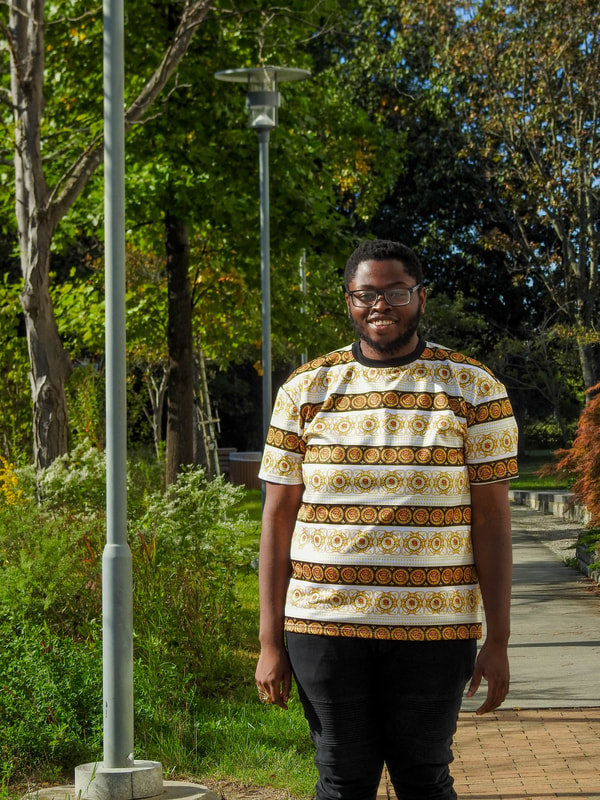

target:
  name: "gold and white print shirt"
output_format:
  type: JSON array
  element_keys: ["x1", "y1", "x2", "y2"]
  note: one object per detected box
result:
[{"x1": 259, "y1": 340, "x2": 519, "y2": 641}]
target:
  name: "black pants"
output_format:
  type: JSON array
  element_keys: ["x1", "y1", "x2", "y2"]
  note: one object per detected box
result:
[{"x1": 287, "y1": 633, "x2": 477, "y2": 800}]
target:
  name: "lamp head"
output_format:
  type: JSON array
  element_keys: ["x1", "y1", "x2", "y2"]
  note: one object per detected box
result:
[
  {"x1": 214, "y1": 66, "x2": 311, "y2": 131},
  {"x1": 246, "y1": 69, "x2": 280, "y2": 130}
]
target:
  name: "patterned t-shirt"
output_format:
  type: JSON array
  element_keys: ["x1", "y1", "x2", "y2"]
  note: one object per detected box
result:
[{"x1": 258, "y1": 338, "x2": 519, "y2": 641}]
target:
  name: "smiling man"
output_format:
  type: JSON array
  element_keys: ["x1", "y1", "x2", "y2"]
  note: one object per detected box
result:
[
  {"x1": 256, "y1": 239, "x2": 518, "y2": 800},
  {"x1": 344, "y1": 243, "x2": 426, "y2": 359}
]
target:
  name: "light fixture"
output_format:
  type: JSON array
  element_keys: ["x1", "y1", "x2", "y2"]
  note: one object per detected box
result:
[{"x1": 214, "y1": 66, "x2": 310, "y2": 447}]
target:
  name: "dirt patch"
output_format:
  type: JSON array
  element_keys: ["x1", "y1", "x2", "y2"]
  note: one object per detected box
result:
[{"x1": 204, "y1": 779, "x2": 303, "y2": 800}]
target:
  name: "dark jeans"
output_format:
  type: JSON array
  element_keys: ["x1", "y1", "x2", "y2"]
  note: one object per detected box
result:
[{"x1": 286, "y1": 633, "x2": 477, "y2": 800}]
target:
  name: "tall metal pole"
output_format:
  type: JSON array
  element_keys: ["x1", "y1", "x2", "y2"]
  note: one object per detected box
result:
[
  {"x1": 258, "y1": 129, "x2": 272, "y2": 444},
  {"x1": 77, "y1": 4, "x2": 162, "y2": 794},
  {"x1": 103, "y1": 0, "x2": 134, "y2": 768}
]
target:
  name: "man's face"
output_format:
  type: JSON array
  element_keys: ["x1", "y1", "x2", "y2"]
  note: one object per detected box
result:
[{"x1": 345, "y1": 258, "x2": 426, "y2": 361}]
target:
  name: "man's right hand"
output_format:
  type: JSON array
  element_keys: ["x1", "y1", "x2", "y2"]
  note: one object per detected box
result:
[{"x1": 255, "y1": 642, "x2": 292, "y2": 709}]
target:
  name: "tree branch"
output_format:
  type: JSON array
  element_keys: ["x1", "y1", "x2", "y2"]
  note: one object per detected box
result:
[
  {"x1": 48, "y1": 0, "x2": 214, "y2": 230},
  {"x1": 124, "y1": 0, "x2": 213, "y2": 128}
]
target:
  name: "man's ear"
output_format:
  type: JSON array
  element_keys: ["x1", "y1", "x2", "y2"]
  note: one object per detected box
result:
[{"x1": 344, "y1": 292, "x2": 352, "y2": 317}]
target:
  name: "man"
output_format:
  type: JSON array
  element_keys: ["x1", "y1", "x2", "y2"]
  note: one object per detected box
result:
[{"x1": 256, "y1": 239, "x2": 517, "y2": 800}]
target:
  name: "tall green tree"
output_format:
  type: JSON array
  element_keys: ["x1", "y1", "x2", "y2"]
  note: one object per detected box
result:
[
  {"x1": 2, "y1": 0, "x2": 213, "y2": 468},
  {"x1": 315, "y1": 0, "x2": 540, "y2": 334},
  {"x1": 450, "y1": 0, "x2": 600, "y2": 390},
  {"x1": 121, "y1": 0, "x2": 408, "y2": 458}
]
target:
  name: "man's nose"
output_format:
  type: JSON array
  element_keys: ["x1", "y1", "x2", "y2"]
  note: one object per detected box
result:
[{"x1": 372, "y1": 291, "x2": 392, "y2": 309}]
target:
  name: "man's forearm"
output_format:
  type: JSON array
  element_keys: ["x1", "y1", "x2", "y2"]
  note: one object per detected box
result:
[
  {"x1": 467, "y1": 480, "x2": 513, "y2": 713},
  {"x1": 258, "y1": 531, "x2": 293, "y2": 647},
  {"x1": 475, "y1": 529, "x2": 512, "y2": 644},
  {"x1": 470, "y1": 481, "x2": 512, "y2": 643},
  {"x1": 258, "y1": 482, "x2": 304, "y2": 647}
]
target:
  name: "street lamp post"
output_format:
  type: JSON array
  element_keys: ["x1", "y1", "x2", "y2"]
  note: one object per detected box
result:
[
  {"x1": 214, "y1": 66, "x2": 310, "y2": 445},
  {"x1": 74, "y1": 2, "x2": 162, "y2": 796}
]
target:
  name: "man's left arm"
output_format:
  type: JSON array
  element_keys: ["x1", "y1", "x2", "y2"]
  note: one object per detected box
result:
[{"x1": 466, "y1": 479, "x2": 513, "y2": 715}]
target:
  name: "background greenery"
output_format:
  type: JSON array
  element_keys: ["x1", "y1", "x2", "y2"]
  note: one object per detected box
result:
[
  {"x1": 0, "y1": 455, "x2": 318, "y2": 799},
  {"x1": 1, "y1": 0, "x2": 597, "y2": 463}
]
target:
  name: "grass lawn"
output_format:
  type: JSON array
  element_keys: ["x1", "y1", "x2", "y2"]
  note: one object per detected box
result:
[
  {"x1": 511, "y1": 449, "x2": 569, "y2": 491},
  {"x1": 233, "y1": 488, "x2": 262, "y2": 522}
]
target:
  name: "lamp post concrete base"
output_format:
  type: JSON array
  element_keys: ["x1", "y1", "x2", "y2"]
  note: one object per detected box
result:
[
  {"x1": 74, "y1": 760, "x2": 163, "y2": 800},
  {"x1": 22, "y1": 778, "x2": 219, "y2": 800}
]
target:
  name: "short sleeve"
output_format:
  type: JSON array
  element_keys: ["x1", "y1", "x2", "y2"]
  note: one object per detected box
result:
[
  {"x1": 258, "y1": 386, "x2": 306, "y2": 485},
  {"x1": 464, "y1": 372, "x2": 519, "y2": 485}
]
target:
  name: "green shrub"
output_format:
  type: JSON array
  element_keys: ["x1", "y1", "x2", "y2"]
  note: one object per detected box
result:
[
  {"x1": 65, "y1": 365, "x2": 105, "y2": 450},
  {"x1": 0, "y1": 621, "x2": 102, "y2": 777},
  {"x1": 0, "y1": 451, "x2": 259, "y2": 779},
  {"x1": 16, "y1": 441, "x2": 165, "y2": 519},
  {"x1": 0, "y1": 502, "x2": 103, "y2": 637},
  {"x1": 132, "y1": 467, "x2": 255, "y2": 696},
  {"x1": 523, "y1": 416, "x2": 575, "y2": 450},
  {"x1": 15, "y1": 442, "x2": 107, "y2": 514}
]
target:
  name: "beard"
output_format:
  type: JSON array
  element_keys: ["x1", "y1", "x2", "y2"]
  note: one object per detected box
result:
[{"x1": 350, "y1": 305, "x2": 422, "y2": 357}]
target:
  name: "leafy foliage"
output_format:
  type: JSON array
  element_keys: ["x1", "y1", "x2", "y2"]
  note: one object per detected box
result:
[
  {"x1": 65, "y1": 365, "x2": 106, "y2": 449},
  {"x1": 0, "y1": 621, "x2": 102, "y2": 777},
  {"x1": 32, "y1": 442, "x2": 107, "y2": 514},
  {"x1": 449, "y1": 0, "x2": 600, "y2": 386},
  {"x1": 2, "y1": 0, "x2": 597, "y2": 457},
  {"x1": 486, "y1": 324, "x2": 583, "y2": 449},
  {"x1": 553, "y1": 385, "x2": 600, "y2": 529},
  {"x1": 133, "y1": 468, "x2": 256, "y2": 705},
  {"x1": 0, "y1": 448, "x2": 259, "y2": 780},
  {"x1": 421, "y1": 292, "x2": 489, "y2": 360}
]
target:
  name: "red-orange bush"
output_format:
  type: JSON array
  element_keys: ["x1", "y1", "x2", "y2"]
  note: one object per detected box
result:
[{"x1": 555, "y1": 382, "x2": 600, "y2": 529}]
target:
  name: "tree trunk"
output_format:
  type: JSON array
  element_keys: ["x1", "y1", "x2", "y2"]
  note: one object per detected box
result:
[
  {"x1": 10, "y1": 0, "x2": 73, "y2": 468},
  {"x1": 164, "y1": 212, "x2": 194, "y2": 485},
  {"x1": 578, "y1": 341, "x2": 600, "y2": 400},
  {"x1": 20, "y1": 232, "x2": 73, "y2": 468}
]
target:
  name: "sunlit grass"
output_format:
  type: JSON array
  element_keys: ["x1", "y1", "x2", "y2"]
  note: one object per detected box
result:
[
  {"x1": 142, "y1": 695, "x2": 316, "y2": 797},
  {"x1": 233, "y1": 488, "x2": 262, "y2": 521},
  {"x1": 511, "y1": 450, "x2": 569, "y2": 491}
]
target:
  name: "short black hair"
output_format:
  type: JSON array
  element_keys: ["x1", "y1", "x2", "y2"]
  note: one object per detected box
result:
[{"x1": 344, "y1": 239, "x2": 423, "y2": 287}]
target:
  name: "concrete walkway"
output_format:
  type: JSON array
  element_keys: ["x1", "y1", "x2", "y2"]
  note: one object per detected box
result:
[{"x1": 378, "y1": 502, "x2": 600, "y2": 798}]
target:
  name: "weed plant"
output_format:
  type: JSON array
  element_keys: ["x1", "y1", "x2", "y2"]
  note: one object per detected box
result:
[{"x1": 0, "y1": 446, "x2": 317, "y2": 799}]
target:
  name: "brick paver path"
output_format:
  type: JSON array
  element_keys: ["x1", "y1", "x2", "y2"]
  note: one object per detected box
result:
[{"x1": 377, "y1": 708, "x2": 600, "y2": 799}]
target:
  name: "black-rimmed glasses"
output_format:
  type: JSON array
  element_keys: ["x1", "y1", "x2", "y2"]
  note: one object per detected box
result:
[{"x1": 346, "y1": 284, "x2": 422, "y2": 308}]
